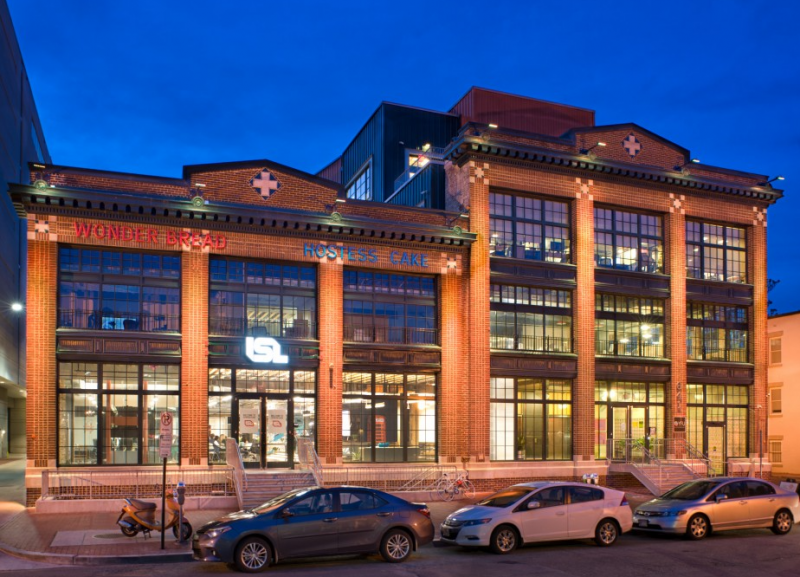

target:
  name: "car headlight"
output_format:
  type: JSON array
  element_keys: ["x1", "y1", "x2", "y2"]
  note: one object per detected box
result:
[
  {"x1": 204, "y1": 526, "x2": 231, "y2": 540},
  {"x1": 462, "y1": 519, "x2": 492, "y2": 526}
]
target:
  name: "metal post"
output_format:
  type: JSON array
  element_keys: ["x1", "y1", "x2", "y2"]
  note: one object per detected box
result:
[{"x1": 160, "y1": 457, "x2": 166, "y2": 550}]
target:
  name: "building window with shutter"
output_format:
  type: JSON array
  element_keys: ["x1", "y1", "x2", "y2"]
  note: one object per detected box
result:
[
  {"x1": 770, "y1": 338, "x2": 782, "y2": 365},
  {"x1": 769, "y1": 440, "x2": 782, "y2": 465},
  {"x1": 770, "y1": 388, "x2": 782, "y2": 414}
]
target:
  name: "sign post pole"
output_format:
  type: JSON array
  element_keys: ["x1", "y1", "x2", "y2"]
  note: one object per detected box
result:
[{"x1": 159, "y1": 412, "x2": 174, "y2": 551}]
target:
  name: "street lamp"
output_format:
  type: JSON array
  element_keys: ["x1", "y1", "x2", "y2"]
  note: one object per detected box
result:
[{"x1": 11, "y1": 303, "x2": 23, "y2": 312}]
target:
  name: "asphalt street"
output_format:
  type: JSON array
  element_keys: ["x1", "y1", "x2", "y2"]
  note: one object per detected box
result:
[{"x1": 3, "y1": 528, "x2": 800, "y2": 577}]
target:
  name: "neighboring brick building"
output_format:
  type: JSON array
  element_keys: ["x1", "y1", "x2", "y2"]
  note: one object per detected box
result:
[
  {"x1": 7, "y1": 87, "x2": 781, "y2": 503},
  {"x1": 767, "y1": 311, "x2": 800, "y2": 480}
]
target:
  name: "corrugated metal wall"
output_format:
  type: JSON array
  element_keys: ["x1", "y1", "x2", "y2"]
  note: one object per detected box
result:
[
  {"x1": 386, "y1": 163, "x2": 446, "y2": 210},
  {"x1": 316, "y1": 157, "x2": 342, "y2": 184}
]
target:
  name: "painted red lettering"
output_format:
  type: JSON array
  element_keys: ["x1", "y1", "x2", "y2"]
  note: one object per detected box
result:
[
  {"x1": 135, "y1": 228, "x2": 144, "y2": 242},
  {"x1": 74, "y1": 222, "x2": 92, "y2": 238},
  {"x1": 179, "y1": 231, "x2": 191, "y2": 246},
  {"x1": 95, "y1": 224, "x2": 105, "y2": 238},
  {"x1": 108, "y1": 225, "x2": 119, "y2": 240},
  {"x1": 216, "y1": 235, "x2": 226, "y2": 249},
  {"x1": 201, "y1": 234, "x2": 213, "y2": 249},
  {"x1": 147, "y1": 229, "x2": 157, "y2": 244},
  {"x1": 166, "y1": 230, "x2": 177, "y2": 245},
  {"x1": 121, "y1": 227, "x2": 133, "y2": 241},
  {"x1": 191, "y1": 232, "x2": 200, "y2": 246}
]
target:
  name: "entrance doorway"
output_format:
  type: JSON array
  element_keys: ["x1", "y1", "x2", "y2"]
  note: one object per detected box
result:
[
  {"x1": 706, "y1": 424, "x2": 726, "y2": 475},
  {"x1": 237, "y1": 397, "x2": 290, "y2": 468},
  {"x1": 609, "y1": 406, "x2": 646, "y2": 460}
]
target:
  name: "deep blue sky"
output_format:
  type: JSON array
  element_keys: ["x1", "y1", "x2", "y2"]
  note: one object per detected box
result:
[{"x1": 8, "y1": 1, "x2": 799, "y2": 311}]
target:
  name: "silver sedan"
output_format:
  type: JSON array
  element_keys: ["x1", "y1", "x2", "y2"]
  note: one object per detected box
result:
[{"x1": 633, "y1": 477, "x2": 800, "y2": 540}]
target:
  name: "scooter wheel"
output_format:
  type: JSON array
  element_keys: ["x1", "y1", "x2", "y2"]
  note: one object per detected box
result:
[
  {"x1": 173, "y1": 520, "x2": 193, "y2": 541},
  {"x1": 120, "y1": 517, "x2": 139, "y2": 537}
]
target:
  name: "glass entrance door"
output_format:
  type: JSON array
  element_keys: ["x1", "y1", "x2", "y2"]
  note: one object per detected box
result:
[
  {"x1": 706, "y1": 425, "x2": 726, "y2": 475},
  {"x1": 611, "y1": 407, "x2": 628, "y2": 460},
  {"x1": 610, "y1": 406, "x2": 646, "y2": 461},
  {"x1": 237, "y1": 397, "x2": 292, "y2": 468}
]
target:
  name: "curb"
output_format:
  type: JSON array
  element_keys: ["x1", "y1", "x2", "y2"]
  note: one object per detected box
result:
[{"x1": 0, "y1": 540, "x2": 194, "y2": 566}]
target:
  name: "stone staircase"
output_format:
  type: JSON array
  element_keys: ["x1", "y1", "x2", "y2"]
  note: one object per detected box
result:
[
  {"x1": 632, "y1": 463, "x2": 700, "y2": 496},
  {"x1": 241, "y1": 471, "x2": 316, "y2": 509}
]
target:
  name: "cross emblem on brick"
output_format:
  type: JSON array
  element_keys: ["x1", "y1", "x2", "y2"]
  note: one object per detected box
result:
[
  {"x1": 35, "y1": 219, "x2": 49, "y2": 234},
  {"x1": 622, "y1": 134, "x2": 641, "y2": 159},
  {"x1": 251, "y1": 170, "x2": 281, "y2": 200}
]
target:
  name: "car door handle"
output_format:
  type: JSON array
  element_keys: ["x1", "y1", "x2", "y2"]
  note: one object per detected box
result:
[
  {"x1": 556, "y1": 512, "x2": 566, "y2": 516},
  {"x1": 739, "y1": 501, "x2": 747, "y2": 505},
  {"x1": 376, "y1": 512, "x2": 392, "y2": 517},
  {"x1": 323, "y1": 518, "x2": 338, "y2": 523},
  {"x1": 769, "y1": 498, "x2": 776, "y2": 502}
]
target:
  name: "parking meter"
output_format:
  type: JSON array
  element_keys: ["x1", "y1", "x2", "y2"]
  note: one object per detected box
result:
[{"x1": 176, "y1": 481, "x2": 186, "y2": 543}]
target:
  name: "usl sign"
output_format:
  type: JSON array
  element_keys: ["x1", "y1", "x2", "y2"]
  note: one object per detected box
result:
[{"x1": 246, "y1": 337, "x2": 288, "y2": 363}]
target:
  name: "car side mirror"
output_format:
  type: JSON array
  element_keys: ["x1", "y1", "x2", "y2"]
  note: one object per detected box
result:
[
  {"x1": 715, "y1": 494, "x2": 728, "y2": 503},
  {"x1": 282, "y1": 508, "x2": 295, "y2": 518},
  {"x1": 527, "y1": 501, "x2": 542, "y2": 510}
]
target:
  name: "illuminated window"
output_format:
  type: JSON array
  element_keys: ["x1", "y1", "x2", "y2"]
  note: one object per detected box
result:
[
  {"x1": 594, "y1": 208, "x2": 662, "y2": 273},
  {"x1": 686, "y1": 221, "x2": 746, "y2": 283},
  {"x1": 686, "y1": 303, "x2": 748, "y2": 363},
  {"x1": 489, "y1": 193, "x2": 570, "y2": 263},
  {"x1": 595, "y1": 294, "x2": 665, "y2": 358},
  {"x1": 490, "y1": 285, "x2": 571, "y2": 352}
]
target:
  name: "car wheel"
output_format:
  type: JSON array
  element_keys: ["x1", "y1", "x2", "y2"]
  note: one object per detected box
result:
[
  {"x1": 594, "y1": 519, "x2": 619, "y2": 546},
  {"x1": 380, "y1": 529, "x2": 413, "y2": 563},
  {"x1": 490, "y1": 525, "x2": 519, "y2": 554},
  {"x1": 686, "y1": 514, "x2": 710, "y2": 540},
  {"x1": 771, "y1": 509, "x2": 793, "y2": 535},
  {"x1": 234, "y1": 536, "x2": 272, "y2": 573}
]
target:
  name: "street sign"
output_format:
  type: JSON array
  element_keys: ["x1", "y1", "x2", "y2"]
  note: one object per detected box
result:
[{"x1": 160, "y1": 412, "x2": 173, "y2": 459}]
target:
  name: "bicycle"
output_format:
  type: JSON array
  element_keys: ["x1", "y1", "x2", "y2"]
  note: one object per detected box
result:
[{"x1": 435, "y1": 472, "x2": 476, "y2": 501}]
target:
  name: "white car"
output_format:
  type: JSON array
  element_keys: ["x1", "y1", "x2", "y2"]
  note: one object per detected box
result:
[{"x1": 440, "y1": 481, "x2": 633, "y2": 553}]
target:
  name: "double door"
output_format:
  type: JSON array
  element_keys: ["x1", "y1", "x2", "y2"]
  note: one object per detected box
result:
[
  {"x1": 236, "y1": 396, "x2": 291, "y2": 468},
  {"x1": 609, "y1": 406, "x2": 647, "y2": 461}
]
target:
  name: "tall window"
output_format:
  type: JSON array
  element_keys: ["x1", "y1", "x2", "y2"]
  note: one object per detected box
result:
[
  {"x1": 343, "y1": 270, "x2": 436, "y2": 345},
  {"x1": 595, "y1": 381, "x2": 665, "y2": 460},
  {"x1": 686, "y1": 221, "x2": 747, "y2": 283},
  {"x1": 209, "y1": 259, "x2": 316, "y2": 338},
  {"x1": 770, "y1": 337, "x2": 782, "y2": 365},
  {"x1": 770, "y1": 387, "x2": 782, "y2": 414},
  {"x1": 346, "y1": 164, "x2": 372, "y2": 201},
  {"x1": 490, "y1": 285, "x2": 572, "y2": 352},
  {"x1": 769, "y1": 440, "x2": 782, "y2": 465},
  {"x1": 595, "y1": 294, "x2": 665, "y2": 358},
  {"x1": 58, "y1": 362, "x2": 180, "y2": 466},
  {"x1": 489, "y1": 193, "x2": 570, "y2": 262},
  {"x1": 342, "y1": 372, "x2": 436, "y2": 463},
  {"x1": 490, "y1": 377, "x2": 572, "y2": 461},
  {"x1": 594, "y1": 208, "x2": 663, "y2": 273},
  {"x1": 58, "y1": 247, "x2": 180, "y2": 332},
  {"x1": 686, "y1": 384, "x2": 748, "y2": 460},
  {"x1": 686, "y1": 303, "x2": 748, "y2": 362}
]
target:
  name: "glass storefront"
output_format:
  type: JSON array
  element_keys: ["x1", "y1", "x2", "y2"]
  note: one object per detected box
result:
[
  {"x1": 207, "y1": 368, "x2": 315, "y2": 467},
  {"x1": 687, "y1": 384, "x2": 749, "y2": 475},
  {"x1": 595, "y1": 381, "x2": 665, "y2": 460},
  {"x1": 58, "y1": 362, "x2": 180, "y2": 466},
  {"x1": 342, "y1": 372, "x2": 436, "y2": 463}
]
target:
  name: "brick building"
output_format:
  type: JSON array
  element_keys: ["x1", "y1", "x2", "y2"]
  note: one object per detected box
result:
[{"x1": 8, "y1": 88, "x2": 781, "y2": 504}]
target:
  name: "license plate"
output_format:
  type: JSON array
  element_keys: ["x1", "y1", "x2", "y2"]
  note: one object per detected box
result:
[{"x1": 638, "y1": 520, "x2": 648, "y2": 528}]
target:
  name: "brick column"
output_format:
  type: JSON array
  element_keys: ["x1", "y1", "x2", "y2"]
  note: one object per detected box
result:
[
  {"x1": 438, "y1": 260, "x2": 465, "y2": 462},
  {"x1": 750, "y1": 222, "x2": 768, "y2": 464},
  {"x1": 573, "y1": 180, "x2": 595, "y2": 460},
  {"x1": 181, "y1": 250, "x2": 208, "y2": 466},
  {"x1": 467, "y1": 161, "x2": 491, "y2": 462},
  {"x1": 26, "y1": 239, "x2": 58, "y2": 468},
  {"x1": 667, "y1": 210, "x2": 687, "y2": 447},
  {"x1": 317, "y1": 261, "x2": 343, "y2": 464}
]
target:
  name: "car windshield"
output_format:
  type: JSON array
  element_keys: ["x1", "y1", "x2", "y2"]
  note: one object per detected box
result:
[
  {"x1": 251, "y1": 488, "x2": 312, "y2": 514},
  {"x1": 476, "y1": 488, "x2": 533, "y2": 508},
  {"x1": 660, "y1": 480, "x2": 720, "y2": 500}
]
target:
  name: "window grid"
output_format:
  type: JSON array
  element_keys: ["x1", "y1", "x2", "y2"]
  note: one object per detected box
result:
[
  {"x1": 346, "y1": 165, "x2": 372, "y2": 201},
  {"x1": 594, "y1": 207, "x2": 663, "y2": 273},
  {"x1": 595, "y1": 294, "x2": 665, "y2": 358},
  {"x1": 686, "y1": 221, "x2": 747, "y2": 283},
  {"x1": 686, "y1": 302, "x2": 748, "y2": 363},
  {"x1": 489, "y1": 192, "x2": 570, "y2": 263},
  {"x1": 490, "y1": 285, "x2": 572, "y2": 353}
]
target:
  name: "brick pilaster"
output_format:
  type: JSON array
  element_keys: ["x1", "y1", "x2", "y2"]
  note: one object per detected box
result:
[
  {"x1": 750, "y1": 223, "x2": 768, "y2": 459},
  {"x1": 573, "y1": 180, "x2": 595, "y2": 459},
  {"x1": 181, "y1": 250, "x2": 209, "y2": 466},
  {"x1": 26, "y1": 239, "x2": 58, "y2": 468},
  {"x1": 439, "y1": 263, "x2": 465, "y2": 462},
  {"x1": 667, "y1": 210, "x2": 687, "y2": 444},
  {"x1": 317, "y1": 261, "x2": 343, "y2": 464}
]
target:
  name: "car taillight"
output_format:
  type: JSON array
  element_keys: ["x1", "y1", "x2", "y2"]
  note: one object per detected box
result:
[
  {"x1": 418, "y1": 507, "x2": 431, "y2": 518},
  {"x1": 620, "y1": 496, "x2": 629, "y2": 507}
]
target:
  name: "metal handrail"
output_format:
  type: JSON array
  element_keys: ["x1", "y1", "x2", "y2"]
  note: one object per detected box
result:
[
  {"x1": 226, "y1": 438, "x2": 248, "y2": 509},
  {"x1": 393, "y1": 148, "x2": 446, "y2": 192},
  {"x1": 606, "y1": 437, "x2": 713, "y2": 479},
  {"x1": 41, "y1": 467, "x2": 233, "y2": 500},
  {"x1": 295, "y1": 436, "x2": 323, "y2": 487},
  {"x1": 58, "y1": 309, "x2": 180, "y2": 332},
  {"x1": 323, "y1": 464, "x2": 458, "y2": 492}
]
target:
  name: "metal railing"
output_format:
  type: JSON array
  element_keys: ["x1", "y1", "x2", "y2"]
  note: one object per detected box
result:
[
  {"x1": 226, "y1": 438, "x2": 248, "y2": 509},
  {"x1": 58, "y1": 309, "x2": 180, "y2": 332},
  {"x1": 324, "y1": 464, "x2": 458, "y2": 492},
  {"x1": 606, "y1": 437, "x2": 713, "y2": 485},
  {"x1": 41, "y1": 467, "x2": 234, "y2": 500},
  {"x1": 295, "y1": 436, "x2": 323, "y2": 487},
  {"x1": 490, "y1": 335, "x2": 572, "y2": 353},
  {"x1": 343, "y1": 326, "x2": 438, "y2": 345},
  {"x1": 393, "y1": 148, "x2": 446, "y2": 192},
  {"x1": 210, "y1": 318, "x2": 316, "y2": 339}
]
